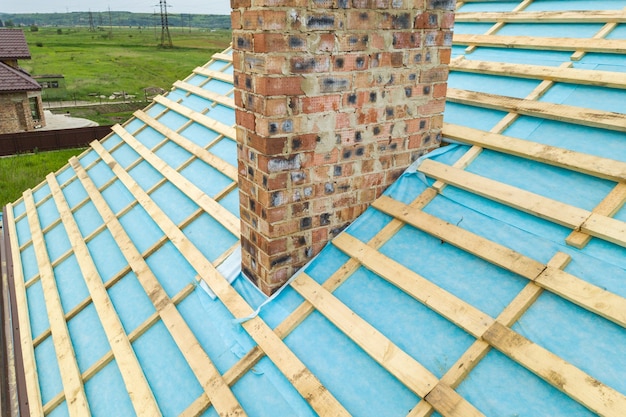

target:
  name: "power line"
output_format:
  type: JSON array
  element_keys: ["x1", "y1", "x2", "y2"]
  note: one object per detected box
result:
[{"x1": 158, "y1": 0, "x2": 173, "y2": 48}]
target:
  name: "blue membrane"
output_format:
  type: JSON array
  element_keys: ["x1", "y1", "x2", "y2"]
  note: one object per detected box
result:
[
  {"x1": 118, "y1": 204, "x2": 164, "y2": 253},
  {"x1": 34, "y1": 336, "x2": 63, "y2": 405},
  {"x1": 154, "y1": 140, "x2": 193, "y2": 170},
  {"x1": 209, "y1": 137, "x2": 238, "y2": 167},
  {"x1": 67, "y1": 303, "x2": 110, "y2": 372},
  {"x1": 73, "y1": 201, "x2": 104, "y2": 238},
  {"x1": 179, "y1": 122, "x2": 220, "y2": 147},
  {"x1": 101, "y1": 133, "x2": 123, "y2": 151},
  {"x1": 457, "y1": 350, "x2": 595, "y2": 416},
  {"x1": 179, "y1": 92, "x2": 213, "y2": 113},
  {"x1": 132, "y1": 321, "x2": 203, "y2": 416},
  {"x1": 186, "y1": 74, "x2": 208, "y2": 86},
  {"x1": 84, "y1": 361, "x2": 135, "y2": 417},
  {"x1": 86, "y1": 228, "x2": 128, "y2": 283},
  {"x1": 108, "y1": 271, "x2": 156, "y2": 334},
  {"x1": 26, "y1": 280, "x2": 49, "y2": 339},
  {"x1": 134, "y1": 126, "x2": 166, "y2": 150},
  {"x1": 110, "y1": 143, "x2": 140, "y2": 170},
  {"x1": 515, "y1": 292, "x2": 626, "y2": 395},
  {"x1": 145, "y1": 241, "x2": 198, "y2": 299},
  {"x1": 157, "y1": 109, "x2": 189, "y2": 131},
  {"x1": 284, "y1": 311, "x2": 419, "y2": 416},
  {"x1": 448, "y1": 71, "x2": 541, "y2": 98},
  {"x1": 182, "y1": 212, "x2": 238, "y2": 263},
  {"x1": 54, "y1": 255, "x2": 90, "y2": 314},
  {"x1": 148, "y1": 181, "x2": 199, "y2": 226},
  {"x1": 61, "y1": 178, "x2": 88, "y2": 210},
  {"x1": 179, "y1": 159, "x2": 233, "y2": 198}
]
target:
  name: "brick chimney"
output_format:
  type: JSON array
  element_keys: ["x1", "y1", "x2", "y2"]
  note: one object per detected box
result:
[{"x1": 231, "y1": 0, "x2": 454, "y2": 295}]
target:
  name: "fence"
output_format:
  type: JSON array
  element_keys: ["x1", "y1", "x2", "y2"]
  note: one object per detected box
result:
[{"x1": 0, "y1": 126, "x2": 112, "y2": 157}]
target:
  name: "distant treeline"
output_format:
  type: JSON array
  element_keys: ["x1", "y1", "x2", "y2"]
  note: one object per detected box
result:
[{"x1": 0, "y1": 12, "x2": 231, "y2": 30}]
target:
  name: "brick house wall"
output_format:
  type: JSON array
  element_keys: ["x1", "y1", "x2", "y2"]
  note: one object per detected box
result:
[
  {"x1": 0, "y1": 91, "x2": 45, "y2": 134},
  {"x1": 232, "y1": 0, "x2": 455, "y2": 294}
]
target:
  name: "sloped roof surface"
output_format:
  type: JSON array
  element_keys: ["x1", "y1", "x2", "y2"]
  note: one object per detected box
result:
[
  {"x1": 3, "y1": 2, "x2": 626, "y2": 417},
  {"x1": 0, "y1": 61, "x2": 41, "y2": 92},
  {"x1": 0, "y1": 29, "x2": 31, "y2": 60}
]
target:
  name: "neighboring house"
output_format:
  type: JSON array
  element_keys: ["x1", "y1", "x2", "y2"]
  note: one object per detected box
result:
[
  {"x1": 32, "y1": 74, "x2": 67, "y2": 101},
  {"x1": 2, "y1": 2, "x2": 626, "y2": 417},
  {"x1": 0, "y1": 29, "x2": 45, "y2": 133}
]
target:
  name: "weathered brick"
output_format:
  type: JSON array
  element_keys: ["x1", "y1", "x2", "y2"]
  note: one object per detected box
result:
[{"x1": 234, "y1": 0, "x2": 450, "y2": 294}]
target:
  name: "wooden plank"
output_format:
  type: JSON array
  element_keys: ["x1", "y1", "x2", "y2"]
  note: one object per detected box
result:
[
  {"x1": 447, "y1": 88, "x2": 626, "y2": 132},
  {"x1": 463, "y1": 0, "x2": 534, "y2": 53},
  {"x1": 442, "y1": 123, "x2": 626, "y2": 182},
  {"x1": 566, "y1": 183, "x2": 626, "y2": 248},
  {"x1": 410, "y1": 253, "x2": 571, "y2": 417},
  {"x1": 23, "y1": 191, "x2": 91, "y2": 417},
  {"x1": 375, "y1": 195, "x2": 626, "y2": 329},
  {"x1": 292, "y1": 273, "x2": 440, "y2": 396},
  {"x1": 453, "y1": 33, "x2": 626, "y2": 54},
  {"x1": 418, "y1": 159, "x2": 591, "y2": 228},
  {"x1": 292, "y1": 273, "x2": 487, "y2": 416},
  {"x1": 571, "y1": 9, "x2": 623, "y2": 61},
  {"x1": 536, "y1": 266, "x2": 626, "y2": 328},
  {"x1": 44, "y1": 283, "x2": 196, "y2": 414},
  {"x1": 212, "y1": 52, "x2": 233, "y2": 63},
  {"x1": 371, "y1": 196, "x2": 546, "y2": 280},
  {"x1": 4, "y1": 205, "x2": 44, "y2": 417},
  {"x1": 69, "y1": 157, "x2": 248, "y2": 417},
  {"x1": 333, "y1": 233, "x2": 495, "y2": 338},
  {"x1": 483, "y1": 322, "x2": 626, "y2": 417},
  {"x1": 173, "y1": 80, "x2": 235, "y2": 109},
  {"x1": 133, "y1": 110, "x2": 238, "y2": 181},
  {"x1": 83, "y1": 145, "x2": 351, "y2": 417},
  {"x1": 424, "y1": 384, "x2": 485, "y2": 417},
  {"x1": 192, "y1": 66, "x2": 234, "y2": 84},
  {"x1": 153, "y1": 95, "x2": 237, "y2": 139},
  {"x1": 47, "y1": 174, "x2": 161, "y2": 417},
  {"x1": 456, "y1": 10, "x2": 626, "y2": 23},
  {"x1": 450, "y1": 59, "x2": 626, "y2": 90},
  {"x1": 111, "y1": 124, "x2": 240, "y2": 237}
]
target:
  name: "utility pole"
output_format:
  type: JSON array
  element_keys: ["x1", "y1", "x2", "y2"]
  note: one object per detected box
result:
[
  {"x1": 159, "y1": 0, "x2": 173, "y2": 48},
  {"x1": 108, "y1": 7, "x2": 113, "y2": 38},
  {"x1": 88, "y1": 11, "x2": 96, "y2": 32}
]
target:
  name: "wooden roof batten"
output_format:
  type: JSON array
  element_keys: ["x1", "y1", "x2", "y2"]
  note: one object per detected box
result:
[
  {"x1": 86, "y1": 140, "x2": 351, "y2": 417},
  {"x1": 69, "y1": 156, "x2": 247, "y2": 417}
]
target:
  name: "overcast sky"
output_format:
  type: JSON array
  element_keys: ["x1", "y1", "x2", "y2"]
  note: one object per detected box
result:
[{"x1": 1, "y1": 0, "x2": 231, "y2": 15}]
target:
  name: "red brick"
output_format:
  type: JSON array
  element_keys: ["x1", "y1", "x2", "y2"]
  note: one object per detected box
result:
[
  {"x1": 300, "y1": 94, "x2": 341, "y2": 113},
  {"x1": 256, "y1": 76, "x2": 304, "y2": 96}
]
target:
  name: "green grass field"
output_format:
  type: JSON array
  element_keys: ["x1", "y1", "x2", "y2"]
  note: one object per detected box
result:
[
  {"x1": 0, "y1": 27, "x2": 232, "y2": 212},
  {"x1": 0, "y1": 148, "x2": 86, "y2": 210},
  {"x1": 23, "y1": 26, "x2": 231, "y2": 100}
]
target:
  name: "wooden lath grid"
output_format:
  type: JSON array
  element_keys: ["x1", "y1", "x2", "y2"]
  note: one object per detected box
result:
[{"x1": 6, "y1": 3, "x2": 626, "y2": 416}]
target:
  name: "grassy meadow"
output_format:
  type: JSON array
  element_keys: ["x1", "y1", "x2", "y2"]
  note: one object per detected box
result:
[
  {"x1": 22, "y1": 26, "x2": 232, "y2": 100},
  {"x1": 0, "y1": 26, "x2": 231, "y2": 211},
  {"x1": 0, "y1": 148, "x2": 86, "y2": 209}
]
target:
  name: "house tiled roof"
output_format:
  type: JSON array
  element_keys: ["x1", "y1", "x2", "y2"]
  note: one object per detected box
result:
[
  {"x1": 2, "y1": 2, "x2": 626, "y2": 417},
  {"x1": 0, "y1": 29, "x2": 31, "y2": 60},
  {"x1": 0, "y1": 61, "x2": 41, "y2": 92}
]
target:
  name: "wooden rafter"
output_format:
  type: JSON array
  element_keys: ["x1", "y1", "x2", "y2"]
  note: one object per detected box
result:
[
  {"x1": 455, "y1": 10, "x2": 626, "y2": 23},
  {"x1": 453, "y1": 33, "x2": 626, "y2": 54},
  {"x1": 442, "y1": 123, "x2": 626, "y2": 182},
  {"x1": 69, "y1": 156, "x2": 248, "y2": 417},
  {"x1": 173, "y1": 80, "x2": 235, "y2": 109},
  {"x1": 451, "y1": 59, "x2": 626, "y2": 90},
  {"x1": 23, "y1": 190, "x2": 90, "y2": 416},
  {"x1": 447, "y1": 88, "x2": 626, "y2": 132},
  {"x1": 153, "y1": 95, "x2": 236, "y2": 139},
  {"x1": 111, "y1": 124, "x2": 240, "y2": 237},
  {"x1": 87, "y1": 142, "x2": 351, "y2": 417}
]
